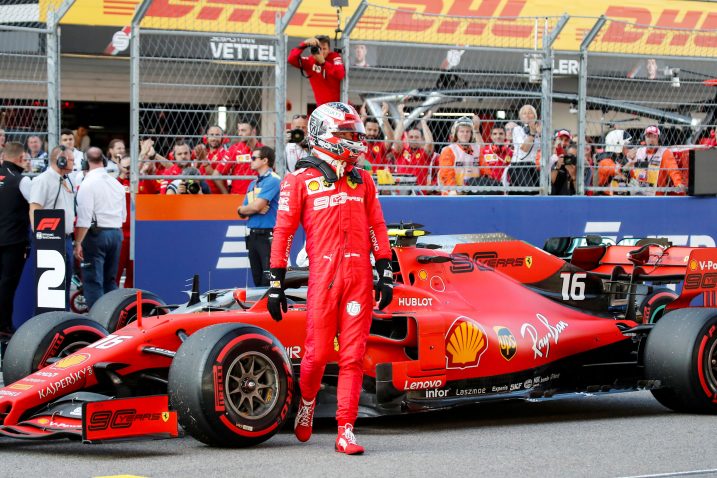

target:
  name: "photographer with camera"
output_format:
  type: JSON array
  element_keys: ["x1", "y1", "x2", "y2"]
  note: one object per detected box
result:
[
  {"x1": 288, "y1": 35, "x2": 345, "y2": 106},
  {"x1": 165, "y1": 167, "x2": 209, "y2": 195},
  {"x1": 550, "y1": 131, "x2": 577, "y2": 195},
  {"x1": 285, "y1": 114, "x2": 310, "y2": 174},
  {"x1": 74, "y1": 147, "x2": 126, "y2": 308}
]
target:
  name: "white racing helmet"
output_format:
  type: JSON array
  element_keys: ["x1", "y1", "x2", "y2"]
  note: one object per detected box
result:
[
  {"x1": 605, "y1": 129, "x2": 632, "y2": 153},
  {"x1": 308, "y1": 102, "x2": 367, "y2": 165}
]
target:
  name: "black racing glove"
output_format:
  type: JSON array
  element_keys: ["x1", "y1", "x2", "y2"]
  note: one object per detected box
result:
[
  {"x1": 267, "y1": 268, "x2": 287, "y2": 322},
  {"x1": 374, "y1": 258, "x2": 394, "y2": 310}
]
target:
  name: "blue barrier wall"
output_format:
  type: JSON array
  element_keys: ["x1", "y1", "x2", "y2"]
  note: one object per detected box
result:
[{"x1": 135, "y1": 196, "x2": 717, "y2": 304}]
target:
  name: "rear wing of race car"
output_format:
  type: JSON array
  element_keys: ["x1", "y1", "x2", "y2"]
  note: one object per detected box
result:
[{"x1": 668, "y1": 248, "x2": 717, "y2": 310}]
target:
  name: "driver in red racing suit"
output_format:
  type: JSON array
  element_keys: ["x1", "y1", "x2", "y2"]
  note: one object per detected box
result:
[{"x1": 267, "y1": 102, "x2": 393, "y2": 455}]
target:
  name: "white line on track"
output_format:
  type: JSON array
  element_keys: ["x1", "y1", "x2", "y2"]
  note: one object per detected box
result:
[{"x1": 619, "y1": 469, "x2": 717, "y2": 478}]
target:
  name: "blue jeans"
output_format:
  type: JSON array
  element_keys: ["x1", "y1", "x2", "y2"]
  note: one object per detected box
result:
[{"x1": 81, "y1": 229, "x2": 122, "y2": 308}]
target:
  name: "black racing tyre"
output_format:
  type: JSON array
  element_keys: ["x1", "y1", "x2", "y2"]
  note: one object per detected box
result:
[
  {"x1": 2, "y1": 311, "x2": 108, "y2": 386},
  {"x1": 168, "y1": 324, "x2": 294, "y2": 448},
  {"x1": 638, "y1": 288, "x2": 678, "y2": 324},
  {"x1": 645, "y1": 308, "x2": 717, "y2": 413},
  {"x1": 89, "y1": 288, "x2": 167, "y2": 333}
]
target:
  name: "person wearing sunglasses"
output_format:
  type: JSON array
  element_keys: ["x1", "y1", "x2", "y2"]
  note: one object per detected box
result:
[{"x1": 237, "y1": 146, "x2": 280, "y2": 287}]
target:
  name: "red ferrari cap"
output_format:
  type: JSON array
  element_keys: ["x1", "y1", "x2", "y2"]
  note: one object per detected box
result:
[
  {"x1": 644, "y1": 125, "x2": 660, "y2": 136},
  {"x1": 555, "y1": 129, "x2": 572, "y2": 139}
]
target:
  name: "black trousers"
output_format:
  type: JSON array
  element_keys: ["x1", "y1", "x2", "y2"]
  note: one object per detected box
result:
[
  {"x1": 0, "y1": 242, "x2": 29, "y2": 330},
  {"x1": 246, "y1": 229, "x2": 272, "y2": 287}
]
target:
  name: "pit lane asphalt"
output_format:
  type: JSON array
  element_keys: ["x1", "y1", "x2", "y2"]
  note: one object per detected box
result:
[{"x1": 0, "y1": 391, "x2": 716, "y2": 478}]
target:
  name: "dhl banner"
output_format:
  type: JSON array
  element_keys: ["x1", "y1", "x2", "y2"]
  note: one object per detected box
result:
[{"x1": 40, "y1": 0, "x2": 717, "y2": 56}]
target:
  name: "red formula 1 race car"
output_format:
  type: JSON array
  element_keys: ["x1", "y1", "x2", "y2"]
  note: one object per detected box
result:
[{"x1": 0, "y1": 225, "x2": 716, "y2": 447}]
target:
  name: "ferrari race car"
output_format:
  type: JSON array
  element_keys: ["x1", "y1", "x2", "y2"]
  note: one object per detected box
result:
[{"x1": 1, "y1": 225, "x2": 716, "y2": 447}]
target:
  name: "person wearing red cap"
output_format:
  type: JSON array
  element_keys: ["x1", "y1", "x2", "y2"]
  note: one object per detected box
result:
[{"x1": 632, "y1": 125, "x2": 686, "y2": 195}]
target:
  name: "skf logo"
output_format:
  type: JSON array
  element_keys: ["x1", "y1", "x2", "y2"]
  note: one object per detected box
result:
[
  {"x1": 445, "y1": 317, "x2": 488, "y2": 369},
  {"x1": 52, "y1": 353, "x2": 90, "y2": 370},
  {"x1": 36, "y1": 218, "x2": 61, "y2": 231},
  {"x1": 493, "y1": 326, "x2": 517, "y2": 361},
  {"x1": 525, "y1": 256, "x2": 533, "y2": 268}
]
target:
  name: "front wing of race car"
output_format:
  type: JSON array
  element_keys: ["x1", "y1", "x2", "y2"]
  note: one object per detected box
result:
[{"x1": 0, "y1": 392, "x2": 178, "y2": 442}]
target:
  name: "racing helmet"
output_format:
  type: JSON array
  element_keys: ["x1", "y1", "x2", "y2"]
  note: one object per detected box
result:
[
  {"x1": 604, "y1": 129, "x2": 632, "y2": 153},
  {"x1": 308, "y1": 102, "x2": 367, "y2": 165},
  {"x1": 450, "y1": 116, "x2": 474, "y2": 143}
]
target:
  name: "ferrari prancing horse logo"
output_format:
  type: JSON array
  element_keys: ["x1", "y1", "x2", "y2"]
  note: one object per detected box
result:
[{"x1": 525, "y1": 256, "x2": 533, "y2": 268}]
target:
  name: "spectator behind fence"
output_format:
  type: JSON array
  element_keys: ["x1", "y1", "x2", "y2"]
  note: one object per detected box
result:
[
  {"x1": 0, "y1": 129, "x2": 5, "y2": 150},
  {"x1": 393, "y1": 109, "x2": 435, "y2": 186},
  {"x1": 438, "y1": 116, "x2": 491, "y2": 195},
  {"x1": 74, "y1": 147, "x2": 126, "y2": 308},
  {"x1": 74, "y1": 125, "x2": 91, "y2": 152},
  {"x1": 285, "y1": 114, "x2": 310, "y2": 173},
  {"x1": 0, "y1": 142, "x2": 32, "y2": 334},
  {"x1": 29, "y1": 145, "x2": 76, "y2": 308},
  {"x1": 352, "y1": 43, "x2": 369, "y2": 68},
  {"x1": 632, "y1": 125, "x2": 686, "y2": 196},
  {"x1": 481, "y1": 125, "x2": 512, "y2": 185},
  {"x1": 105, "y1": 139, "x2": 125, "y2": 178},
  {"x1": 218, "y1": 120, "x2": 264, "y2": 195},
  {"x1": 27, "y1": 135, "x2": 48, "y2": 173},
  {"x1": 360, "y1": 102, "x2": 394, "y2": 171},
  {"x1": 504, "y1": 121, "x2": 518, "y2": 145},
  {"x1": 238, "y1": 146, "x2": 280, "y2": 287},
  {"x1": 195, "y1": 125, "x2": 229, "y2": 194},
  {"x1": 596, "y1": 129, "x2": 635, "y2": 196},
  {"x1": 158, "y1": 141, "x2": 191, "y2": 193},
  {"x1": 288, "y1": 35, "x2": 344, "y2": 106},
  {"x1": 116, "y1": 155, "x2": 159, "y2": 289},
  {"x1": 166, "y1": 167, "x2": 210, "y2": 195},
  {"x1": 551, "y1": 144, "x2": 578, "y2": 196},
  {"x1": 60, "y1": 128, "x2": 85, "y2": 171},
  {"x1": 510, "y1": 105, "x2": 541, "y2": 189}
]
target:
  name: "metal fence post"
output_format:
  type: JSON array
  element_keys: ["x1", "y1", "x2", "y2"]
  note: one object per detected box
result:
[
  {"x1": 540, "y1": 14, "x2": 569, "y2": 195},
  {"x1": 277, "y1": 0, "x2": 300, "y2": 176},
  {"x1": 342, "y1": 0, "x2": 368, "y2": 103},
  {"x1": 46, "y1": 8, "x2": 59, "y2": 149},
  {"x1": 576, "y1": 16, "x2": 605, "y2": 196},
  {"x1": 129, "y1": 0, "x2": 152, "y2": 265}
]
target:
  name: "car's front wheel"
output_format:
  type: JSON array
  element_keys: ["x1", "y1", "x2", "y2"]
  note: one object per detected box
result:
[{"x1": 168, "y1": 324, "x2": 295, "y2": 447}]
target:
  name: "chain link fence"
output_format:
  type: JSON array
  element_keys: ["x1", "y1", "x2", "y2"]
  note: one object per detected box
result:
[
  {"x1": 131, "y1": 1, "x2": 288, "y2": 195},
  {"x1": 577, "y1": 18, "x2": 717, "y2": 196},
  {"x1": 0, "y1": 2, "x2": 64, "y2": 165}
]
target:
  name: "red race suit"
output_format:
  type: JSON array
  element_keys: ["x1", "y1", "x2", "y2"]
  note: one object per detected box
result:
[
  {"x1": 287, "y1": 44, "x2": 345, "y2": 106},
  {"x1": 270, "y1": 164, "x2": 391, "y2": 425},
  {"x1": 199, "y1": 146, "x2": 228, "y2": 194},
  {"x1": 222, "y1": 142, "x2": 264, "y2": 194}
]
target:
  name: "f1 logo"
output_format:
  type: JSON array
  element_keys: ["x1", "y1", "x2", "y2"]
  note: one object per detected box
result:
[{"x1": 37, "y1": 218, "x2": 61, "y2": 231}]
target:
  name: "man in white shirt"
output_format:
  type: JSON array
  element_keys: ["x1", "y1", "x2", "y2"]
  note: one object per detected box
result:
[
  {"x1": 74, "y1": 147, "x2": 126, "y2": 308},
  {"x1": 509, "y1": 104, "x2": 541, "y2": 190},
  {"x1": 29, "y1": 145, "x2": 77, "y2": 309}
]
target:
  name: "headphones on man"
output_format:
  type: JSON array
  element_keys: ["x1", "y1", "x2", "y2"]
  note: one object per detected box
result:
[
  {"x1": 80, "y1": 153, "x2": 107, "y2": 171},
  {"x1": 57, "y1": 145, "x2": 68, "y2": 169}
]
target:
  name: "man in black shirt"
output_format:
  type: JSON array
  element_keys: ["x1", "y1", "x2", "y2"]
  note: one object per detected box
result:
[{"x1": 0, "y1": 142, "x2": 32, "y2": 334}]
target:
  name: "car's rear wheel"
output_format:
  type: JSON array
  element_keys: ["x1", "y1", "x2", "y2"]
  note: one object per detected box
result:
[
  {"x1": 2, "y1": 312, "x2": 108, "y2": 385},
  {"x1": 645, "y1": 307, "x2": 717, "y2": 413},
  {"x1": 89, "y1": 288, "x2": 167, "y2": 333},
  {"x1": 638, "y1": 288, "x2": 678, "y2": 324},
  {"x1": 168, "y1": 324, "x2": 294, "y2": 447}
]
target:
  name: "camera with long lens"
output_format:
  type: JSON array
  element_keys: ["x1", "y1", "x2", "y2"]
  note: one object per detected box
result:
[
  {"x1": 288, "y1": 128, "x2": 306, "y2": 144},
  {"x1": 562, "y1": 154, "x2": 577, "y2": 166},
  {"x1": 185, "y1": 180, "x2": 201, "y2": 195},
  {"x1": 310, "y1": 45, "x2": 320, "y2": 54}
]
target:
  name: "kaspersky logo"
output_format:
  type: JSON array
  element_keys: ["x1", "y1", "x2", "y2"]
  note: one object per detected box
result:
[
  {"x1": 584, "y1": 221, "x2": 715, "y2": 247},
  {"x1": 445, "y1": 317, "x2": 488, "y2": 369}
]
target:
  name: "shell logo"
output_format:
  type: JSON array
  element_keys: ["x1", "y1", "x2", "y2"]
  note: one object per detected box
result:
[
  {"x1": 418, "y1": 270, "x2": 428, "y2": 281},
  {"x1": 690, "y1": 259, "x2": 698, "y2": 271},
  {"x1": 308, "y1": 180, "x2": 320, "y2": 192},
  {"x1": 445, "y1": 317, "x2": 488, "y2": 369},
  {"x1": 52, "y1": 353, "x2": 90, "y2": 370},
  {"x1": 38, "y1": 418, "x2": 49, "y2": 425}
]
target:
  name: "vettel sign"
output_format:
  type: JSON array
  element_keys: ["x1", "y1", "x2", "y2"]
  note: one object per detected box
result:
[{"x1": 40, "y1": 0, "x2": 717, "y2": 56}]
